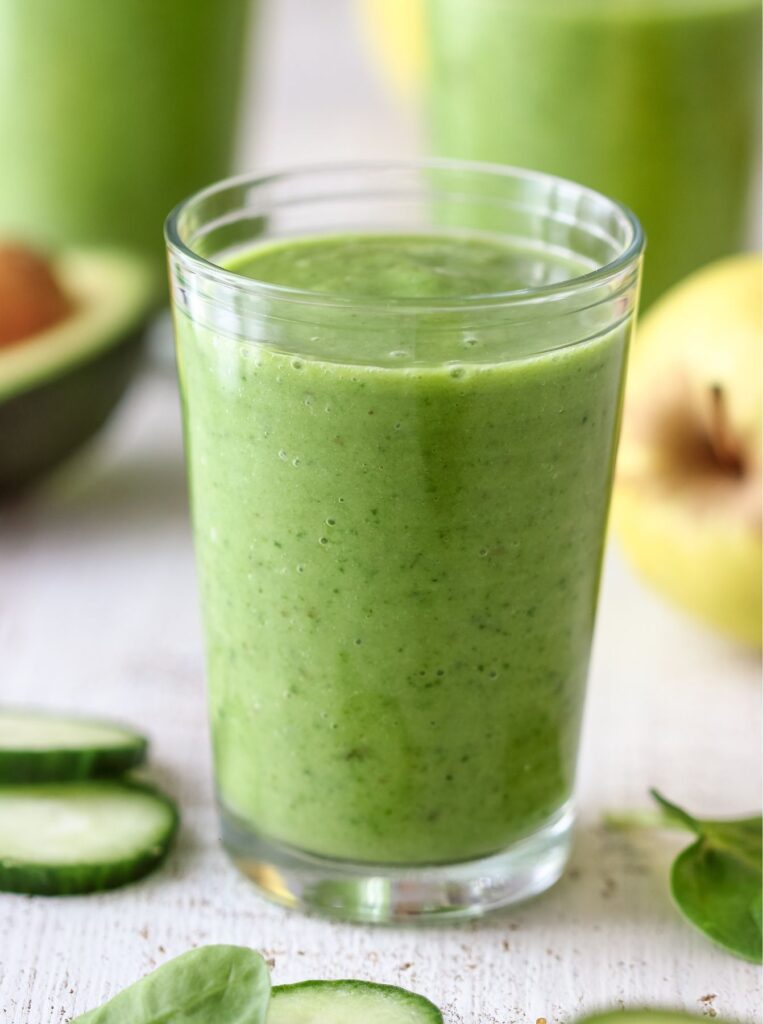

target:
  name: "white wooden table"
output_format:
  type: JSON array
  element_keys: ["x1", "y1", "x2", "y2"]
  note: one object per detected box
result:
[
  {"x1": 1, "y1": 369, "x2": 760, "y2": 1024},
  {"x1": 1, "y1": 1, "x2": 761, "y2": 1019}
]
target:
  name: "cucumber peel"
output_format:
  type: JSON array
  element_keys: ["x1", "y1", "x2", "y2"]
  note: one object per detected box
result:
[
  {"x1": 0, "y1": 779, "x2": 177, "y2": 895},
  {"x1": 578, "y1": 1013, "x2": 726, "y2": 1024},
  {"x1": 0, "y1": 708, "x2": 147, "y2": 782},
  {"x1": 268, "y1": 980, "x2": 444, "y2": 1023}
]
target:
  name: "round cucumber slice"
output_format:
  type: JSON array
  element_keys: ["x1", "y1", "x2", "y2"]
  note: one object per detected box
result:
[
  {"x1": 268, "y1": 980, "x2": 444, "y2": 1024},
  {"x1": 0, "y1": 708, "x2": 147, "y2": 782},
  {"x1": 0, "y1": 779, "x2": 178, "y2": 895}
]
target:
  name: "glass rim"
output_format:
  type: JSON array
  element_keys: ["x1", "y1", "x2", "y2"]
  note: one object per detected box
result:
[{"x1": 164, "y1": 158, "x2": 645, "y2": 312}]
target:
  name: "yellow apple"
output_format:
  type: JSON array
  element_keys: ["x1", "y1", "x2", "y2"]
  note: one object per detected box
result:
[
  {"x1": 357, "y1": 0, "x2": 424, "y2": 98},
  {"x1": 613, "y1": 252, "x2": 762, "y2": 648}
]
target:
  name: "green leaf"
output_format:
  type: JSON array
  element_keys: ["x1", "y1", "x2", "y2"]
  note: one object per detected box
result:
[
  {"x1": 649, "y1": 790, "x2": 702, "y2": 835},
  {"x1": 73, "y1": 945, "x2": 271, "y2": 1024},
  {"x1": 651, "y1": 790, "x2": 762, "y2": 964}
]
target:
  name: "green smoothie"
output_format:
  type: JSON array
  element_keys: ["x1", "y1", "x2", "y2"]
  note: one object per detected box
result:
[
  {"x1": 426, "y1": 0, "x2": 761, "y2": 306},
  {"x1": 0, "y1": 0, "x2": 252, "y2": 276},
  {"x1": 175, "y1": 232, "x2": 630, "y2": 865}
]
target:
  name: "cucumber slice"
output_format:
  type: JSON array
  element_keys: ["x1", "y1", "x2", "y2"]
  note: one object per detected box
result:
[
  {"x1": 0, "y1": 708, "x2": 147, "y2": 782},
  {"x1": 268, "y1": 981, "x2": 444, "y2": 1024},
  {"x1": 579, "y1": 1014, "x2": 711, "y2": 1024},
  {"x1": 0, "y1": 779, "x2": 178, "y2": 895}
]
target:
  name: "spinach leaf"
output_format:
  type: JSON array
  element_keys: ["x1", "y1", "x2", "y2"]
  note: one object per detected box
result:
[
  {"x1": 651, "y1": 790, "x2": 762, "y2": 964},
  {"x1": 73, "y1": 945, "x2": 271, "y2": 1023}
]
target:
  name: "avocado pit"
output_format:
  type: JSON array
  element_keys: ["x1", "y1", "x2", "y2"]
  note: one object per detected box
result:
[{"x1": 0, "y1": 243, "x2": 74, "y2": 348}]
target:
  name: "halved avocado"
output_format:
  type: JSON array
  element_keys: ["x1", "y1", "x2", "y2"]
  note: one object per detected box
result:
[{"x1": 0, "y1": 249, "x2": 157, "y2": 497}]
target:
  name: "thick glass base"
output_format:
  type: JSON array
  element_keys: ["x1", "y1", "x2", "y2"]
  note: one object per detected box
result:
[{"x1": 220, "y1": 800, "x2": 574, "y2": 923}]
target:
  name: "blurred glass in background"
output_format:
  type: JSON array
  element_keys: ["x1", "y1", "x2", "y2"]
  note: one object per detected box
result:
[
  {"x1": 364, "y1": 0, "x2": 761, "y2": 308},
  {"x1": 0, "y1": 0, "x2": 255, "y2": 283}
]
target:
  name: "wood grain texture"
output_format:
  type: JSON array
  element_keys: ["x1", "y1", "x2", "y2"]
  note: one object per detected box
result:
[{"x1": 1, "y1": 373, "x2": 760, "y2": 1024}]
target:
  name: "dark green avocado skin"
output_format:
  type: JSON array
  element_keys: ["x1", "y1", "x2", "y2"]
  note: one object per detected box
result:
[{"x1": 0, "y1": 323, "x2": 148, "y2": 498}]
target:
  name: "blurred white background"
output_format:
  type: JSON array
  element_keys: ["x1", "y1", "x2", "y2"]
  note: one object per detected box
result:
[{"x1": 242, "y1": 0, "x2": 418, "y2": 168}]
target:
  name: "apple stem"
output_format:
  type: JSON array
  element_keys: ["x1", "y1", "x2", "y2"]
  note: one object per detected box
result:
[{"x1": 708, "y1": 384, "x2": 744, "y2": 476}]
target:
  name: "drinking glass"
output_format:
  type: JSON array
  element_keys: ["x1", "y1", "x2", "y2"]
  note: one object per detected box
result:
[{"x1": 166, "y1": 160, "x2": 643, "y2": 922}]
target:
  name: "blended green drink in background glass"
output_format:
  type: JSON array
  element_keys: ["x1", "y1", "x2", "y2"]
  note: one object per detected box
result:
[
  {"x1": 0, "y1": 0, "x2": 254, "y2": 279},
  {"x1": 426, "y1": 0, "x2": 761, "y2": 306},
  {"x1": 167, "y1": 162, "x2": 643, "y2": 922}
]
